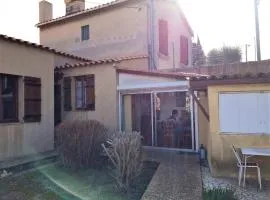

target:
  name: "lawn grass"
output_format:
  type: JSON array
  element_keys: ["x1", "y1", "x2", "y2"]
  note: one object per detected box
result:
[
  {"x1": 0, "y1": 161, "x2": 158, "y2": 200},
  {"x1": 203, "y1": 187, "x2": 238, "y2": 200}
]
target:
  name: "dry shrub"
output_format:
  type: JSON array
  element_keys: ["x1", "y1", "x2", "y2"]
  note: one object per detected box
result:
[
  {"x1": 55, "y1": 120, "x2": 108, "y2": 169},
  {"x1": 102, "y1": 131, "x2": 142, "y2": 192}
]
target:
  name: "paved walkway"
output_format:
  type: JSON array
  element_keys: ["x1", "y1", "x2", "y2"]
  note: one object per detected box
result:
[{"x1": 141, "y1": 149, "x2": 202, "y2": 200}]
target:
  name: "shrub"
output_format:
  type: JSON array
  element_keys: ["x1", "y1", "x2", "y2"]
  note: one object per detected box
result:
[
  {"x1": 203, "y1": 187, "x2": 238, "y2": 200},
  {"x1": 55, "y1": 120, "x2": 108, "y2": 169},
  {"x1": 102, "y1": 131, "x2": 142, "y2": 192}
]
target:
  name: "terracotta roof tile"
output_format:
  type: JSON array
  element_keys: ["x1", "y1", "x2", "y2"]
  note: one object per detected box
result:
[
  {"x1": 0, "y1": 34, "x2": 90, "y2": 61},
  {"x1": 116, "y1": 67, "x2": 207, "y2": 79},
  {"x1": 37, "y1": 0, "x2": 129, "y2": 27},
  {"x1": 37, "y1": 0, "x2": 193, "y2": 36},
  {"x1": 55, "y1": 55, "x2": 148, "y2": 69},
  {"x1": 190, "y1": 72, "x2": 270, "y2": 81}
]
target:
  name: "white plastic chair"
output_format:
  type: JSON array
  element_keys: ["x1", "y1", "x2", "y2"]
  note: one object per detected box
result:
[{"x1": 231, "y1": 145, "x2": 262, "y2": 189}]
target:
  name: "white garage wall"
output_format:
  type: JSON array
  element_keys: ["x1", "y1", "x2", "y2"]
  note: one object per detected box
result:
[{"x1": 219, "y1": 92, "x2": 270, "y2": 134}]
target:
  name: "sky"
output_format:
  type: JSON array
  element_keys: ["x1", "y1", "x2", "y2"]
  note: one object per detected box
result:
[{"x1": 1, "y1": 0, "x2": 270, "y2": 61}]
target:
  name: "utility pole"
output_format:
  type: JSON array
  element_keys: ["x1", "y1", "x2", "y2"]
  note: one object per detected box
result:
[
  {"x1": 245, "y1": 44, "x2": 250, "y2": 62},
  {"x1": 172, "y1": 42, "x2": 175, "y2": 71},
  {"x1": 254, "y1": 0, "x2": 261, "y2": 61}
]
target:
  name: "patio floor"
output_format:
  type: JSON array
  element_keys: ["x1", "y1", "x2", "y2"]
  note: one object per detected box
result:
[{"x1": 141, "y1": 149, "x2": 202, "y2": 200}]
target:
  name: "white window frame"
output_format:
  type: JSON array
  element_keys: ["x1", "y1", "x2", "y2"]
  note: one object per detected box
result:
[{"x1": 219, "y1": 91, "x2": 270, "y2": 135}]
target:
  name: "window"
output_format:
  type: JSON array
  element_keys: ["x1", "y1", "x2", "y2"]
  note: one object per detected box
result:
[
  {"x1": 81, "y1": 25, "x2": 89, "y2": 41},
  {"x1": 158, "y1": 19, "x2": 168, "y2": 56},
  {"x1": 219, "y1": 92, "x2": 270, "y2": 134},
  {"x1": 180, "y1": 35, "x2": 189, "y2": 65},
  {"x1": 0, "y1": 74, "x2": 18, "y2": 122},
  {"x1": 63, "y1": 77, "x2": 72, "y2": 111},
  {"x1": 24, "y1": 77, "x2": 41, "y2": 122},
  {"x1": 75, "y1": 75, "x2": 95, "y2": 110}
]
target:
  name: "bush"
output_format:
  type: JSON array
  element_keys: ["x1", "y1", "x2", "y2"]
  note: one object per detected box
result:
[
  {"x1": 102, "y1": 131, "x2": 142, "y2": 192},
  {"x1": 55, "y1": 120, "x2": 108, "y2": 169},
  {"x1": 203, "y1": 187, "x2": 238, "y2": 200}
]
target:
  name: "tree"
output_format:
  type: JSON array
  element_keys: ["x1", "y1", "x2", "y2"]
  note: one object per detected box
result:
[
  {"x1": 207, "y1": 46, "x2": 242, "y2": 65},
  {"x1": 192, "y1": 37, "x2": 206, "y2": 66}
]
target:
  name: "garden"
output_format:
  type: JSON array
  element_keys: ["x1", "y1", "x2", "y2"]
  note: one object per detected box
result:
[{"x1": 0, "y1": 120, "x2": 158, "y2": 200}]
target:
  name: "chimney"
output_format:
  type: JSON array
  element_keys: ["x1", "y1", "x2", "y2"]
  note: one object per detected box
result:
[
  {"x1": 39, "y1": 0, "x2": 53, "y2": 22},
  {"x1": 65, "y1": 0, "x2": 85, "y2": 15}
]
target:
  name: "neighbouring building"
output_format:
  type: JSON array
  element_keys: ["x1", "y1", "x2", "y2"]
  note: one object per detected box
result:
[
  {"x1": 37, "y1": 0, "x2": 194, "y2": 70},
  {"x1": 0, "y1": 34, "x2": 88, "y2": 162}
]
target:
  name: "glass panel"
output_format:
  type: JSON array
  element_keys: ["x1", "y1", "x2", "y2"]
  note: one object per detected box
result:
[
  {"x1": 155, "y1": 91, "x2": 192, "y2": 149},
  {"x1": 127, "y1": 94, "x2": 152, "y2": 146},
  {"x1": 76, "y1": 80, "x2": 83, "y2": 108},
  {"x1": 1, "y1": 75, "x2": 17, "y2": 120}
]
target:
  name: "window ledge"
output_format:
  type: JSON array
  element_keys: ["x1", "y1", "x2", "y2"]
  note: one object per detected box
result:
[
  {"x1": 220, "y1": 132, "x2": 270, "y2": 136},
  {"x1": 158, "y1": 53, "x2": 169, "y2": 60},
  {"x1": 0, "y1": 120, "x2": 22, "y2": 126}
]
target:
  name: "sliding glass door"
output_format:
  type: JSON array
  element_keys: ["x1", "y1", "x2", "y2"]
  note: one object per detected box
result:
[{"x1": 153, "y1": 91, "x2": 193, "y2": 149}]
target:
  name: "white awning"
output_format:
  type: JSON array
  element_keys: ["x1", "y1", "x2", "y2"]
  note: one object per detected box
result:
[{"x1": 118, "y1": 73, "x2": 189, "y2": 93}]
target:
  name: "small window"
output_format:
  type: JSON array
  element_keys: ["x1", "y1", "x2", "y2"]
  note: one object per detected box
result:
[
  {"x1": 75, "y1": 75, "x2": 95, "y2": 110},
  {"x1": 0, "y1": 74, "x2": 18, "y2": 122},
  {"x1": 180, "y1": 35, "x2": 189, "y2": 65},
  {"x1": 81, "y1": 25, "x2": 89, "y2": 41}
]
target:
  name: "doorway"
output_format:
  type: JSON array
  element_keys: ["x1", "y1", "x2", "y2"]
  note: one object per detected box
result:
[
  {"x1": 54, "y1": 84, "x2": 61, "y2": 126},
  {"x1": 154, "y1": 91, "x2": 193, "y2": 149}
]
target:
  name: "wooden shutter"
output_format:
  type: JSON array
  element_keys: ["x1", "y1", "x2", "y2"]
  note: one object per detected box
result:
[
  {"x1": 85, "y1": 75, "x2": 95, "y2": 110},
  {"x1": 63, "y1": 77, "x2": 72, "y2": 111},
  {"x1": 159, "y1": 19, "x2": 168, "y2": 56},
  {"x1": 24, "y1": 77, "x2": 41, "y2": 122},
  {"x1": 180, "y1": 36, "x2": 189, "y2": 65}
]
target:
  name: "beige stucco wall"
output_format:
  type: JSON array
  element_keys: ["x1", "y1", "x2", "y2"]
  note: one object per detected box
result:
[
  {"x1": 118, "y1": 57, "x2": 148, "y2": 70},
  {"x1": 53, "y1": 54, "x2": 85, "y2": 67},
  {"x1": 0, "y1": 40, "x2": 54, "y2": 161},
  {"x1": 59, "y1": 63, "x2": 118, "y2": 130},
  {"x1": 123, "y1": 95, "x2": 132, "y2": 131},
  {"x1": 208, "y1": 84, "x2": 270, "y2": 179},
  {"x1": 155, "y1": 0, "x2": 193, "y2": 70},
  {"x1": 40, "y1": 0, "x2": 148, "y2": 60}
]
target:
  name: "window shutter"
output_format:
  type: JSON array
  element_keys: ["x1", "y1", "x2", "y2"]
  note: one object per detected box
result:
[
  {"x1": 63, "y1": 77, "x2": 72, "y2": 111},
  {"x1": 159, "y1": 19, "x2": 168, "y2": 56},
  {"x1": 180, "y1": 36, "x2": 189, "y2": 65},
  {"x1": 24, "y1": 77, "x2": 41, "y2": 122},
  {"x1": 85, "y1": 75, "x2": 95, "y2": 110}
]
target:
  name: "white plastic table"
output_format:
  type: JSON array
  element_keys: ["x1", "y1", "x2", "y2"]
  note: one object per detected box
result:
[{"x1": 241, "y1": 147, "x2": 270, "y2": 187}]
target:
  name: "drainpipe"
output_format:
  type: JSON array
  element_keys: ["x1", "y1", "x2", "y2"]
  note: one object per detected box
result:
[{"x1": 148, "y1": 0, "x2": 156, "y2": 71}]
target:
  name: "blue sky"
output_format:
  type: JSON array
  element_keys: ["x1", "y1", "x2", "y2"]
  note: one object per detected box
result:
[{"x1": 1, "y1": 0, "x2": 270, "y2": 61}]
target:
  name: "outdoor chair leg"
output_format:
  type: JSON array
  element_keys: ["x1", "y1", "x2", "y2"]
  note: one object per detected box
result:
[
  {"x1": 257, "y1": 167, "x2": 262, "y2": 190},
  {"x1": 238, "y1": 166, "x2": 243, "y2": 186}
]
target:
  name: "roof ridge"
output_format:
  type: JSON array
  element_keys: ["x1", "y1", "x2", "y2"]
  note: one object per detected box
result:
[{"x1": 0, "y1": 34, "x2": 90, "y2": 61}]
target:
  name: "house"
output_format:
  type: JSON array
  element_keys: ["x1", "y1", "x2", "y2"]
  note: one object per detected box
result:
[
  {"x1": 190, "y1": 71, "x2": 270, "y2": 179},
  {"x1": 0, "y1": 34, "x2": 88, "y2": 162},
  {"x1": 37, "y1": 0, "x2": 194, "y2": 70},
  {"x1": 55, "y1": 57, "x2": 207, "y2": 151}
]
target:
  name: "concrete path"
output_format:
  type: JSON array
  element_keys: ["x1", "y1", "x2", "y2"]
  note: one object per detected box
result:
[{"x1": 141, "y1": 149, "x2": 202, "y2": 200}]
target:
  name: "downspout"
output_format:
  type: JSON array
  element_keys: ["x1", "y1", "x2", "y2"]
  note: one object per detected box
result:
[{"x1": 148, "y1": 0, "x2": 156, "y2": 71}]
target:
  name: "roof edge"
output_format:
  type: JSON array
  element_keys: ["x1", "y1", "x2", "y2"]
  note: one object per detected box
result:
[
  {"x1": 0, "y1": 34, "x2": 90, "y2": 61},
  {"x1": 55, "y1": 55, "x2": 148, "y2": 69}
]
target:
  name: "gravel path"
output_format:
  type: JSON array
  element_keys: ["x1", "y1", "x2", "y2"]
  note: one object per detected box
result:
[{"x1": 201, "y1": 166, "x2": 270, "y2": 200}]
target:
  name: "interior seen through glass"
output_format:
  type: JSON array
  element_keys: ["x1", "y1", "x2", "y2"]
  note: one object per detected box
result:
[{"x1": 123, "y1": 91, "x2": 193, "y2": 149}]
